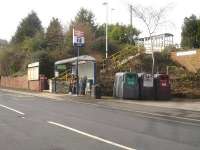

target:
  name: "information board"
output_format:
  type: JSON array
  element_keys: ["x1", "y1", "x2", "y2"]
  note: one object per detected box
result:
[
  {"x1": 73, "y1": 29, "x2": 85, "y2": 47},
  {"x1": 28, "y1": 62, "x2": 39, "y2": 81}
]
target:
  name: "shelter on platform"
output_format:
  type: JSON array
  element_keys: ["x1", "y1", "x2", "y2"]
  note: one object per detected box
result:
[{"x1": 54, "y1": 55, "x2": 96, "y2": 84}]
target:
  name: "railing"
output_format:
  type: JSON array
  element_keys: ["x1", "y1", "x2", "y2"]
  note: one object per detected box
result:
[{"x1": 100, "y1": 46, "x2": 141, "y2": 73}]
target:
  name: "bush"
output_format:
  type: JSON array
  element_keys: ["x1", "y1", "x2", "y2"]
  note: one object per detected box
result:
[
  {"x1": 91, "y1": 37, "x2": 120, "y2": 56},
  {"x1": 0, "y1": 47, "x2": 26, "y2": 75},
  {"x1": 31, "y1": 50, "x2": 54, "y2": 78}
]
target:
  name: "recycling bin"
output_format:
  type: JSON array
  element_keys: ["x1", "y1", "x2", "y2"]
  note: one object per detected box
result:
[
  {"x1": 138, "y1": 73, "x2": 155, "y2": 100},
  {"x1": 113, "y1": 72, "x2": 139, "y2": 99},
  {"x1": 91, "y1": 84, "x2": 101, "y2": 99},
  {"x1": 154, "y1": 74, "x2": 171, "y2": 100}
]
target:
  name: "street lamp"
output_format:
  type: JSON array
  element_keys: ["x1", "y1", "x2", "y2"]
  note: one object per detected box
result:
[{"x1": 103, "y1": 2, "x2": 108, "y2": 59}]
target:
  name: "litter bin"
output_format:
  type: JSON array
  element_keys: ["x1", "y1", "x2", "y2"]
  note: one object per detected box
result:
[
  {"x1": 91, "y1": 84, "x2": 101, "y2": 99},
  {"x1": 113, "y1": 72, "x2": 139, "y2": 99},
  {"x1": 138, "y1": 73, "x2": 155, "y2": 100},
  {"x1": 154, "y1": 74, "x2": 171, "y2": 100},
  {"x1": 85, "y1": 80, "x2": 93, "y2": 95}
]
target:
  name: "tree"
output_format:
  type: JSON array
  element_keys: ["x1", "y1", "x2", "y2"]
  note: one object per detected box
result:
[
  {"x1": 96, "y1": 23, "x2": 140, "y2": 44},
  {"x1": 21, "y1": 32, "x2": 46, "y2": 52},
  {"x1": 46, "y1": 18, "x2": 64, "y2": 51},
  {"x1": 31, "y1": 50, "x2": 54, "y2": 78},
  {"x1": 12, "y1": 11, "x2": 43, "y2": 44},
  {"x1": 132, "y1": 4, "x2": 171, "y2": 74},
  {"x1": 74, "y1": 8, "x2": 96, "y2": 31},
  {"x1": 181, "y1": 15, "x2": 200, "y2": 48},
  {"x1": 66, "y1": 23, "x2": 95, "y2": 54},
  {"x1": 109, "y1": 24, "x2": 139, "y2": 44},
  {"x1": 0, "y1": 47, "x2": 26, "y2": 75},
  {"x1": 91, "y1": 36, "x2": 119, "y2": 55},
  {"x1": 95, "y1": 24, "x2": 105, "y2": 38},
  {"x1": 65, "y1": 8, "x2": 96, "y2": 55}
]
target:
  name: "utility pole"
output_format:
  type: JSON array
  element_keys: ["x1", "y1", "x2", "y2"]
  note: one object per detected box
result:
[
  {"x1": 76, "y1": 46, "x2": 79, "y2": 95},
  {"x1": 103, "y1": 2, "x2": 108, "y2": 59},
  {"x1": 130, "y1": 4, "x2": 133, "y2": 27},
  {"x1": 129, "y1": 4, "x2": 133, "y2": 44},
  {"x1": 73, "y1": 28, "x2": 85, "y2": 95}
]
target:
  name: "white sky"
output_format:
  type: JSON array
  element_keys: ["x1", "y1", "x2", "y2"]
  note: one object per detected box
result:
[{"x1": 0, "y1": 0, "x2": 200, "y2": 44}]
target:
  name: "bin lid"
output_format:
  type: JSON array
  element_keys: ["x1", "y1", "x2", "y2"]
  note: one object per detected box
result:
[{"x1": 154, "y1": 74, "x2": 169, "y2": 80}]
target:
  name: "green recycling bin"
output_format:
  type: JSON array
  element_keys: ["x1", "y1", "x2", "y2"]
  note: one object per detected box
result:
[{"x1": 113, "y1": 72, "x2": 139, "y2": 99}]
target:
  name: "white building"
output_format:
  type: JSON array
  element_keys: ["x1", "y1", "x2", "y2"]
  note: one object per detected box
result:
[{"x1": 136, "y1": 33, "x2": 174, "y2": 54}]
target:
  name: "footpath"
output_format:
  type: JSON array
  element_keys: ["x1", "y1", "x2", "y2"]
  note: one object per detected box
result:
[{"x1": 1, "y1": 88, "x2": 200, "y2": 124}]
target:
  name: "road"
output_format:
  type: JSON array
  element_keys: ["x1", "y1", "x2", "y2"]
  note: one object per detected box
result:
[{"x1": 0, "y1": 90, "x2": 200, "y2": 150}]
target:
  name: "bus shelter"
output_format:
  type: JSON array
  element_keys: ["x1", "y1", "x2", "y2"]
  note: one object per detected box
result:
[{"x1": 54, "y1": 55, "x2": 96, "y2": 94}]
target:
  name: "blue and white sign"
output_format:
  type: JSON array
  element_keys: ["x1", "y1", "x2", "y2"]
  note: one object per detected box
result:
[{"x1": 73, "y1": 28, "x2": 85, "y2": 47}]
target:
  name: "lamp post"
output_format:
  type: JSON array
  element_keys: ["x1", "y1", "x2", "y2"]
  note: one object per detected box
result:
[{"x1": 103, "y1": 2, "x2": 108, "y2": 59}]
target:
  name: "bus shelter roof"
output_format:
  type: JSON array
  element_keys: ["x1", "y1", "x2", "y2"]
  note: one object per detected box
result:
[{"x1": 55, "y1": 55, "x2": 96, "y2": 65}]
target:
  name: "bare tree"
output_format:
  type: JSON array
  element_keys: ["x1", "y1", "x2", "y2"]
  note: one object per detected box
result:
[{"x1": 132, "y1": 4, "x2": 172, "y2": 74}]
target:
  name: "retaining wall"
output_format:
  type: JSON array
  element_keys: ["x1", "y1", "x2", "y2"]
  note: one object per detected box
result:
[{"x1": 0, "y1": 75, "x2": 47, "y2": 92}]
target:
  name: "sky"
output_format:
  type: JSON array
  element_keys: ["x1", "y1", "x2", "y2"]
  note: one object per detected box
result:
[{"x1": 0, "y1": 0, "x2": 200, "y2": 44}]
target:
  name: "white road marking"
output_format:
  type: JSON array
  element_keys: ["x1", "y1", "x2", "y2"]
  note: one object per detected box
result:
[
  {"x1": 48, "y1": 121, "x2": 136, "y2": 150},
  {"x1": 2, "y1": 89, "x2": 200, "y2": 125},
  {"x1": 0, "y1": 104, "x2": 25, "y2": 115}
]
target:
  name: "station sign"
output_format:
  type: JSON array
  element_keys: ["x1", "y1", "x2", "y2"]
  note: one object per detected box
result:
[
  {"x1": 176, "y1": 50, "x2": 196, "y2": 56},
  {"x1": 57, "y1": 64, "x2": 66, "y2": 70},
  {"x1": 73, "y1": 28, "x2": 85, "y2": 47}
]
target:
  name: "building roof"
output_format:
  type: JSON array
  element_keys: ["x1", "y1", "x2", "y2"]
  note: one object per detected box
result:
[
  {"x1": 55, "y1": 55, "x2": 96, "y2": 65},
  {"x1": 28, "y1": 62, "x2": 39, "y2": 68},
  {"x1": 137, "y1": 33, "x2": 174, "y2": 41}
]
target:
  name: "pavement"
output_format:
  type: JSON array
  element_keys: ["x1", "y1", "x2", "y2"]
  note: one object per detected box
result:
[{"x1": 0, "y1": 88, "x2": 200, "y2": 150}]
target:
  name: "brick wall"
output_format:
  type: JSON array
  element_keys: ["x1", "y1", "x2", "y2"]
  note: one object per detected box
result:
[
  {"x1": 0, "y1": 75, "x2": 47, "y2": 92},
  {"x1": 28, "y1": 80, "x2": 40, "y2": 91}
]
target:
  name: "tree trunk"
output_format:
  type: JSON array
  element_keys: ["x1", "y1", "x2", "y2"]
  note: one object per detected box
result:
[{"x1": 150, "y1": 34, "x2": 155, "y2": 75}]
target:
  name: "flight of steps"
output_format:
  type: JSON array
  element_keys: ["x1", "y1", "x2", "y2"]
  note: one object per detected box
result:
[{"x1": 99, "y1": 46, "x2": 141, "y2": 96}]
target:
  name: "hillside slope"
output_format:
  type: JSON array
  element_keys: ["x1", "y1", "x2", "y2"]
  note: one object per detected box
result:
[{"x1": 171, "y1": 49, "x2": 200, "y2": 73}]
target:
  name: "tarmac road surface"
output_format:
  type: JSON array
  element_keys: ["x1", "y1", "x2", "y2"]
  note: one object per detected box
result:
[{"x1": 0, "y1": 90, "x2": 200, "y2": 150}]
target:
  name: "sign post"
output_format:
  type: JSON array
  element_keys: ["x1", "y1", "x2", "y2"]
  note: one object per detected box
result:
[{"x1": 73, "y1": 28, "x2": 85, "y2": 95}]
